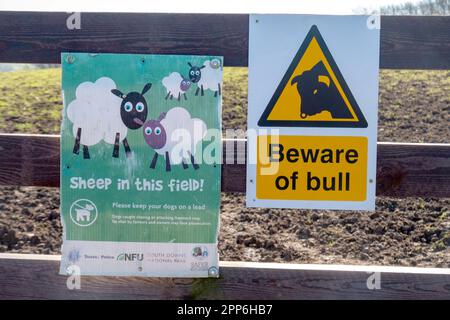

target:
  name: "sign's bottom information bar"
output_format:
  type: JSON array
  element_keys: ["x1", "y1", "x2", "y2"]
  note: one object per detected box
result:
[
  {"x1": 60, "y1": 241, "x2": 219, "y2": 277},
  {"x1": 256, "y1": 135, "x2": 368, "y2": 201}
]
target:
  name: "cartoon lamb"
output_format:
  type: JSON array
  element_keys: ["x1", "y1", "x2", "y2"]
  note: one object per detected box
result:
[
  {"x1": 134, "y1": 107, "x2": 207, "y2": 171},
  {"x1": 67, "y1": 77, "x2": 151, "y2": 159},
  {"x1": 188, "y1": 59, "x2": 222, "y2": 97},
  {"x1": 162, "y1": 72, "x2": 192, "y2": 101}
]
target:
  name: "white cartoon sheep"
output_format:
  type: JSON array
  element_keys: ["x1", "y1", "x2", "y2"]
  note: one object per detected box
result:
[
  {"x1": 133, "y1": 107, "x2": 207, "y2": 171},
  {"x1": 187, "y1": 59, "x2": 223, "y2": 97},
  {"x1": 67, "y1": 77, "x2": 151, "y2": 159},
  {"x1": 162, "y1": 72, "x2": 192, "y2": 101}
]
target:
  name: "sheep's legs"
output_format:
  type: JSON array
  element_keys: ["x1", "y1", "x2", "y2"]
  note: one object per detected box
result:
[
  {"x1": 181, "y1": 159, "x2": 188, "y2": 169},
  {"x1": 165, "y1": 151, "x2": 171, "y2": 172},
  {"x1": 73, "y1": 127, "x2": 89, "y2": 159},
  {"x1": 165, "y1": 92, "x2": 171, "y2": 100},
  {"x1": 170, "y1": 94, "x2": 173, "y2": 100},
  {"x1": 149, "y1": 153, "x2": 158, "y2": 169},
  {"x1": 214, "y1": 84, "x2": 222, "y2": 97},
  {"x1": 189, "y1": 152, "x2": 199, "y2": 170},
  {"x1": 195, "y1": 84, "x2": 205, "y2": 96},
  {"x1": 73, "y1": 128, "x2": 81, "y2": 154},
  {"x1": 183, "y1": 93, "x2": 187, "y2": 100},
  {"x1": 177, "y1": 92, "x2": 181, "y2": 101},
  {"x1": 123, "y1": 138, "x2": 132, "y2": 158},
  {"x1": 83, "y1": 145, "x2": 90, "y2": 159},
  {"x1": 112, "y1": 133, "x2": 120, "y2": 158}
]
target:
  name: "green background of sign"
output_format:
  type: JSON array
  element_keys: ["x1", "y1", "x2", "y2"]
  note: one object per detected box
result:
[{"x1": 61, "y1": 53, "x2": 222, "y2": 243}]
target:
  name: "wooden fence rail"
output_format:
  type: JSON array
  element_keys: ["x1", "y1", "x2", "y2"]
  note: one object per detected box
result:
[
  {"x1": 0, "y1": 12, "x2": 449, "y2": 69},
  {"x1": 0, "y1": 133, "x2": 449, "y2": 197},
  {"x1": 0, "y1": 253, "x2": 449, "y2": 300}
]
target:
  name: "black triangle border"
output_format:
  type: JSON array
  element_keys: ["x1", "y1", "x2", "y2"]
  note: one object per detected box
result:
[{"x1": 258, "y1": 25, "x2": 368, "y2": 128}]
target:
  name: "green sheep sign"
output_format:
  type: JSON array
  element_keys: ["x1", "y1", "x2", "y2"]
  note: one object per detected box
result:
[{"x1": 59, "y1": 53, "x2": 222, "y2": 278}]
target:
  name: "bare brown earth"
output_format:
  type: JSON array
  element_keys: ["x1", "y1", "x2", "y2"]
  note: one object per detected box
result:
[{"x1": 0, "y1": 68, "x2": 449, "y2": 267}]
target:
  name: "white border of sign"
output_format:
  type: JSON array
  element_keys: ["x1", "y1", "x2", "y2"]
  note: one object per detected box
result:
[{"x1": 246, "y1": 14, "x2": 380, "y2": 211}]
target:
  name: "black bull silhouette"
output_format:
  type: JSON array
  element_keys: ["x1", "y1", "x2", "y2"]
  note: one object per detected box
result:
[{"x1": 291, "y1": 61, "x2": 352, "y2": 119}]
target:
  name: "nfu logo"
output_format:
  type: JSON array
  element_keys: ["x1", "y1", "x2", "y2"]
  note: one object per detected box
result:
[{"x1": 117, "y1": 253, "x2": 144, "y2": 261}]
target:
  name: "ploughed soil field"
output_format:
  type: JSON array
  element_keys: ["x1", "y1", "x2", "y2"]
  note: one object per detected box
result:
[{"x1": 0, "y1": 68, "x2": 449, "y2": 267}]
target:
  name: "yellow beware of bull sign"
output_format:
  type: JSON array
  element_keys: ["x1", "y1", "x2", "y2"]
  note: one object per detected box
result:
[
  {"x1": 256, "y1": 136, "x2": 368, "y2": 201},
  {"x1": 247, "y1": 15, "x2": 380, "y2": 211}
]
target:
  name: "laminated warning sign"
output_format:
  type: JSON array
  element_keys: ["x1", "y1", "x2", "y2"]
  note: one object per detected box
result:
[
  {"x1": 247, "y1": 15, "x2": 380, "y2": 211},
  {"x1": 59, "y1": 53, "x2": 222, "y2": 277},
  {"x1": 258, "y1": 25, "x2": 367, "y2": 128}
]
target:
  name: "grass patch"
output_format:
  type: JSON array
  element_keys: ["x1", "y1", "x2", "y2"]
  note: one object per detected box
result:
[{"x1": 0, "y1": 67, "x2": 448, "y2": 143}]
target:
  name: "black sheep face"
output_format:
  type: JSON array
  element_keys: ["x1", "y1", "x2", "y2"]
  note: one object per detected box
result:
[
  {"x1": 120, "y1": 92, "x2": 148, "y2": 129},
  {"x1": 112, "y1": 83, "x2": 152, "y2": 130},
  {"x1": 187, "y1": 62, "x2": 205, "y2": 83}
]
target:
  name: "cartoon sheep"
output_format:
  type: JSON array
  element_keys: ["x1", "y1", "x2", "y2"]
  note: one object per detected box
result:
[
  {"x1": 162, "y1": 72, "x2": 192, "y2": 101},
  {"x1": 188, "y1": 59, "x2": 222, "y2": 97},
  {"x1": 134, "y1": 107, "x2": 207, "y2": 171},
  {"x1": 67, "y1": 77, "x2": 151, "y2": 159}
]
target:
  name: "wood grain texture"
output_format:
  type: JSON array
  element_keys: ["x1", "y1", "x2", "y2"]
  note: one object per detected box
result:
[
  {"x1": 0, "y1": 134, "x2": 449, "y2": 197},
  {"x1": 0, "y1": 12, "x2": 248, "y2": 67},
  {"x1": 377, "y1": 142, "x2": 450, "y2": 197},
  {"x1": 0, "y1": 134, "x2": 60, "y2": 188},
  {"x1": 0, "y1": 12, "x2": 449, "y2": 69},
  {"x1": 0, "y1": 254, "x2": 449, "y2": 300}
]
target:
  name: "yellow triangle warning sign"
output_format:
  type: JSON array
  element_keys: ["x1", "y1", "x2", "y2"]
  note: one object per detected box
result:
[{"x1": 258, "y1": 25, "x2": 368, "y2": 128}]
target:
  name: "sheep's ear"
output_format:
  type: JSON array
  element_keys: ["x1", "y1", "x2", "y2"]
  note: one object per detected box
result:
[
  {"x1": 111, "y1": 89, "x2": 125, "y2": 99},
  {"x1": 200, "y1": 65, "x2": 206, "y2": 69},
  {"x1": 188, "y1": 62, "x2": 193, "y2": 68},
  {"x1": 157, "y1": 112, "x2": 167, "y2": 121},
  {"x1": 141, "y1": 83, "x2": 152, "y2": 95}
]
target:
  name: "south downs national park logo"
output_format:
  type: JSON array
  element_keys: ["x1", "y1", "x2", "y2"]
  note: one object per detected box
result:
[
  {"x1": 69, "y1": 199, "x2": 98, "y2": 227},
  {"x1": 192, "y1": 246, "x2": 209, "y2": 259}
]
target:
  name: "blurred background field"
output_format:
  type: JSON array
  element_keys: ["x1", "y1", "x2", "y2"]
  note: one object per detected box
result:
[
  {"x1": 0, "y1": 65, "x2": 449, "y2": 267},
  {"x1": 1, "y1": 67, "x2": 448, "y2": 141}
]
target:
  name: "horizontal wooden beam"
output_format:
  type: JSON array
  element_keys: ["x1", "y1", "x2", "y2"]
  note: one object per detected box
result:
[
  {"x1": 0, "y1": 253, "x2": 449, "y2": 299},
  {"x1": 0, "y1": 12, "x2": 249, "y2": 67},
  {"x1": 0, "y1": 133, "x2": 449, "y2": 197},
  {"x1": 0, "y1": 12, "x2": 448, "y2": 69},
  {"x1": 380, "y1": 16, "x2": 450, "y2": 69},
  {"x1": 376, "y1": 142, "x2": 450, "y2": 198}
]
